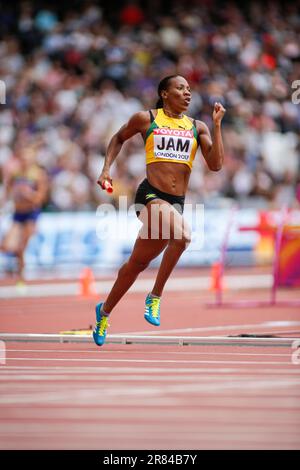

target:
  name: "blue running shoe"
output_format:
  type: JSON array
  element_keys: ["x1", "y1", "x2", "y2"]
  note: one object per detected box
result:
[
  {"x1": 144, "y1": 293, "x2": 161, "y2": 326},
  {"x1": 93, "y1": 302, "x2": 109, "y2": 347}
]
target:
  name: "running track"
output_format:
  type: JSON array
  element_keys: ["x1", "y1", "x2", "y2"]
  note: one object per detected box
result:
[{"x1": 0, "y1": 273, "x2": 300, "y2": 450}]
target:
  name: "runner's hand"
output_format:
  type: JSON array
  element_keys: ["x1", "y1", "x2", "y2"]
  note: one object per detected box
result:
[
  {"x1": 97, "y1": 172, "x2": 113, "y2": 191},
  {"x1": 213, "y1": 102, "x2": 226, "y2": 125}
]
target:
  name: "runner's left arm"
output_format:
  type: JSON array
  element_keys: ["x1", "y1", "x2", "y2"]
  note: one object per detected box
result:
[{"x1": 197, "y1": 102, "x2": 226, "y2": 171}]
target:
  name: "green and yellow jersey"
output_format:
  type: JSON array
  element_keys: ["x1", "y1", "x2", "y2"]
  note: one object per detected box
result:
[{"x1": 144, "y1": 108, "x2": 199, "y2": 170}]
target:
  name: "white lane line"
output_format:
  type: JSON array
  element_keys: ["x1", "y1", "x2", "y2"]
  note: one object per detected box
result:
[
  {"x1": 4, "y1": 357, "x2": 294, "y2": 365},
  {"x1": 1, "y1": 374, "x2": 300, "y2": 383},
  {"x1": 1, "y1": 333, "x2": 296, "y2": 346},
  {"x1": 5, "y1": 349, "x2": 292, "y2": 357},
  {"x1": 0, "y1": 377, "x2": 299, "y2": 405},
  {"x1": 1, "y1": 422, "x2": 299, "y2": 434},
  {"x1": 2, "y1": 365, "x2": 300, "y2": 373},
  {"x1": 0, "y1": 375, "x2": 294, "y2": 382},
  {"x1": 3, "y1": 403, "x2": 300, "y2": 417},
  {"x1": 120, "y1": 321, "x2": 300, "y2": 336},
  {"x1": 1, "y1": 391, "x2": 300, "y2": 410}
]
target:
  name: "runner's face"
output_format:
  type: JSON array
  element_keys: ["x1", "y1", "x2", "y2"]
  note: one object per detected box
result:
[{"x1": 162, "y1": 76, "x2": 191, "y2": 112}]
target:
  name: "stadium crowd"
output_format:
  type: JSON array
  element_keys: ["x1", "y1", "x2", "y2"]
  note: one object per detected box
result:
[{"x1": 0, "y1": 0, "x2": 299, "y2": 212}]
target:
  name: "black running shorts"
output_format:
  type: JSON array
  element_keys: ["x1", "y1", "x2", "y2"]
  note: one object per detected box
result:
[{"x1": 134, "y1": 178, "x2": 185, "y2": 217}]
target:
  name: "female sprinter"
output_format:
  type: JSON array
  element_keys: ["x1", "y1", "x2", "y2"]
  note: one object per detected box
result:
[
  {"x1": 1, "y1": 146, "x2": 48, "y2": 283},
  {"x1": 94, "y1": 75, "x2": 225, "y2": 346}
]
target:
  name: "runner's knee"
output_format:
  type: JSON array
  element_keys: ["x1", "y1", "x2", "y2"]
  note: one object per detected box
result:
[{"x1": 169, "y1": 230, "x2": 191, "y2": 250}]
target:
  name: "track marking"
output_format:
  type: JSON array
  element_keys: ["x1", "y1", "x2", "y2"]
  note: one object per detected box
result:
[
  {"x1": 0, "y1": 377, "x2": 299, "y2": 405},
  {"x1": 120, "y1": 321, "x2": 300, "y2": 336},
  {"x1": 4, "y1": 349, "x2": 293, "y2": 357},
  {"x1": 4, "y1": 357, "x2": 295, "y2": 365},
  {"x1": 1, "y1": 374, "x2": 300, "y2": 382},
  {"x1": 2, "y1": 365, "x2": 300, "y2": 372},
  {"x1": 1, "y1": 333, "x2": 297, "y2": 347},
  {"x1": 1, "y1": 423, "x2": 299, "y2": 437}
]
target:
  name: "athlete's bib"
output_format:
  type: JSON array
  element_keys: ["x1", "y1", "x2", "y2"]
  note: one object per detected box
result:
[{"x1": 145, "y1": 109, "x2": 198, "y2": 170}]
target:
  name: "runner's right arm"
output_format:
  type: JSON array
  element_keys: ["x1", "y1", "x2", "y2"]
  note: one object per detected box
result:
[{"x1": 97, "y1": 111, "x2": 150, "y2": 188}]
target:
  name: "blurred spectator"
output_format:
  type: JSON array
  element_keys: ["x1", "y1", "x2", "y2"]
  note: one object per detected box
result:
[
  {"x1": 0, "y1": 0, "x2": 299, "y2": 213},
  {"x1": 120, "y1": 1, "x2": 145, "y2": 26}
]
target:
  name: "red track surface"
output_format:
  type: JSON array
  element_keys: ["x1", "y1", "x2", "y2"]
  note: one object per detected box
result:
[{"x1": 1, "y1": 283, "x2": 300, "y2": 450}]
